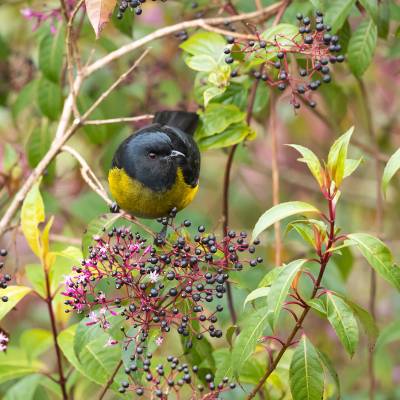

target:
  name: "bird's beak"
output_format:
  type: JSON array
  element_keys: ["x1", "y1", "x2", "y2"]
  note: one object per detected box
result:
[{"x1": 170, "y1": 150, "x2": 186, "y2": 158}]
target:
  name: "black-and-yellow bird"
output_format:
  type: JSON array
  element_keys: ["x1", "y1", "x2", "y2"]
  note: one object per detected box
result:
[{"x1": 108, "y1": 111, "x2": 200, "y2": 218}]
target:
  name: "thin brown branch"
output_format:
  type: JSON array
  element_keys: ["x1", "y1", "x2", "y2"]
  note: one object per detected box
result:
[
  {"x1": 44, "y1": 262, "x2": 68, "y2": 399},
  {"x1": 83, "y1": 114, "x2": 154, "y2": 125},
  {"x1": 269, "y1": 92, "x2": 282, "y2": 266}
]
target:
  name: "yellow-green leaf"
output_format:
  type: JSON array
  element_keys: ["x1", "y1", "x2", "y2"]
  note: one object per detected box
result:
[
  {"x1": 21, "y1": 181, "x2": 45, "y2": 259},
  {"x1": 0, "y1": 286, "x2": 32, "y2": 321}
]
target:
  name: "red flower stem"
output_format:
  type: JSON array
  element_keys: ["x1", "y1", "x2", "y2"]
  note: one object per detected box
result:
[
  {"x1": 247, "y1": 191, "x2": 336, "y2": 399},
  {"x1": 44, "y1": 269, "x2": 68, "y2": 400}
]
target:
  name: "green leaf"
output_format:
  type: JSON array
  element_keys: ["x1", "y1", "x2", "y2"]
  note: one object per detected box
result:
[
  {"x1": 0, "y1": 348, "x2": 45, "y2": 384},
  {"x1": 12, "y1": 79, "x2": 39, "y2": 119},
  {"x1": 326, "y1": 292, "x2": 359, "y2": 356},
  {"x1": 347, "y1": 233, "x2": 400, "y2": 291},
  {"x1": 2, "y1": 144, "x2": 18, "y2": 173},
  {"x1": 82, "y1": 213, "x2": 122, "y2": 257},
  {"x1": 20, "y1": 329, "x2": 53, "y2": 360},
  {"x1": 252, "y1": 201, "x2": 320, "y2": 241},
  {"x1": 258, "y1": 268, "x2": 281, "y2": 288},
  {"x1": 348, "y1": 19, "x2": 377, "y2": 77},
  {"x1": 327, "y1": 126, "x2": 354, "y2": 187},
  {"x1": 286, "y1": 221, "x2": 317, "y2": 248},
  {"x1": 316, "y1": 349, "x2": 341, "y2": 397},
  {"x1": 4, "y1": 374, "x2": 42, "y2": 400},
  {"x1": 180, "y1": 31, "x2": 226, "y2": 60},
  {"x1": 344, "y1": 298, "x2": 379, "y2": 349},
  {"x1": 197, "y1": 121, "x2": 255, "y2": 151},
  {"x1": 37, "y1": 77, "x2": 63, "y2": 121},
  {"x1": 325, "y1": 0, "x2": 356, "y2": 33},
  {"x1": 203, "y1": 86, "x2": 226, "y2": 106},
  {"x1": 214, "y1": 349, "x2": 233, "y2": 384},
  {"x1": 199, "y1": 103, "x2": 245, "y2": 137},
  {"x1": 288, "y1": 144, "x2": 323, "y2": 187},
  {"x1": 359, "y1": 0, "x2": 379, "y2": 23},
  {"x1": 244, "y1": 287, "x2": 270, "y2": 308},
  {"x1": 267, "y1": 259, "x2": 308, "y2": 329},
  {"x1": 231, "y1": 307, "x2": 271, "y2": 376},
  {"x1": 344, "y1": 158, "x2": 363, "y2": 178},
  {"x1": 382, "y1": 147, "x2": 400, "y2": 196},
  {"x1": 375, "y1": 319, "x2": 400, "y2": 352},
  {"x1": 0, "y1": 286, "x2": 32, "y2": 321},
  {"x1": 58, "y1": 324, "x2": 122, "y2": 386},
  {"x1": 289, "y1": 335, "x2": 324, "y2": 400},
  {"x1": 21, "y1": 181, "x2": 45, "y2": 259},
  {"x1": 377, "y1": 0, "x2": 390, "y2": 39},
  {"x1": 185, "y1": 54, "x2": 217, "y2": 72},
  {"x1": 26, "y1": 120, "x2": 53, "y2": 168},
  {"x1": 39, "y1": 26, "x2": 65, "y2": 83},
  {"x1": 307, "y1": 298, "x2": 327, "y2": 315},
  {"x1": 25, "y1": 264, "x2": 46, "y2": 298}
]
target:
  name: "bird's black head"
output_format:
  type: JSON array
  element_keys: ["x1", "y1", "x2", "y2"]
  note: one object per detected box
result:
[{"x1": 114, "y1": 129, "x2": 188, "y2": 192}]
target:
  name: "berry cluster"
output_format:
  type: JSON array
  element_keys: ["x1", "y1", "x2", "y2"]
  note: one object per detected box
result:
[
  {"x1": 118, "y1": 351, "x2": 236, "y2": 398},
  {"x1": 63, "y1": 221, "x2": 261, "y2": 350},
  {"x1": 0, "y1": 248, "x2": 10, "y2": 303},
  {"x1": 224, "y1": 11, "x2": 345, "y2": 109},
  {"x1": 117, "y1": 0, "x2": 168, "y2": 19}
]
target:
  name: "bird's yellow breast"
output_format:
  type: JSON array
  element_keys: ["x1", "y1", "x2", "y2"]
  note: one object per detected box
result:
[{"x1": 108, "y1": 167, "x2": 198, "y2": 218}]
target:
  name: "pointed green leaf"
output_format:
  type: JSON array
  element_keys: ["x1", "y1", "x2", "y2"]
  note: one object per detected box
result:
[
  {"x1": 0, "y1": 286, "x2": 32, "y2": 321},
  {"x1": 267, "y1": 259, "x2": 308, "y2": 329},
  {"x1": 37, "y1": 77, "x2": 63, "y2": 120},
  {"x1": 348, "y1": 19, "x2": 377, "y2": 77},
  {"x1": 344, "y1": 158, "x2": 363, "y2": 178},
  {"x1": 327, "y1": 126, "x2": 354, "y2": 187},
  {"x1": 21, "y1": 181, "x2": 45, "y2": 259},
  {"x1": 231, "y1": 307, "x2": 272, "y2": 375},
  {"x1": 347, "y1": 233, "x2": 400, "y2": 291},
  {"x1": 258, "y1": 268, "x2": 281, "y2": 288},
  {"x1": 244, "y1": 287, "x2": 270, "y2": 308},
  {"x1": 359, "y1": 0, "x2": 379, "y2": 24},
  {"x1": 307, "y1": 298, "x2": 327, "y2": 315},
  {"x1": 382, "y1": 147, "x2": 400, "y2": 196},
  {"x1": 12, "y1": 79, "x2": 39, "y2": 119},
  {"x1": 289, "y1": 335, "x2": 324, "y2": 400},
  {"x1": 326, "y1": 292, "x2": 359, "y2": 356},
  {"x1": 344, "y1": 298, "x2": 379, "y2": 349},
  {"x1": 325, "y1": 0, "x2": 356, "y2": 33},
  {"x1": 252, "y1": 202, "x2": 320, "y2": 241},
  {"x1": 316, "y1": 349, "x2": 341, "y2": 398},
  {"x1": 288, "y1": 144, "x2": 323, "y2": 186},
  {"x1": 39, "y1": 27, "x2": 65, "y2": 83},
  {"x1": 26, "y1": 120, "x2": 53, "y2": 168}
]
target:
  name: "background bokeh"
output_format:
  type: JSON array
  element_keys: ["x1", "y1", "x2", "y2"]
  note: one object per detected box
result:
[{"x1": 0, "y1": 0, "x2": 400, "y2": 399}]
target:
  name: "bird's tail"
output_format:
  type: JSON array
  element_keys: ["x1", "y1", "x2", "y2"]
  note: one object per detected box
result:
[{"x1": 154, "y1": 110, "x2": 199, "y2": 136}]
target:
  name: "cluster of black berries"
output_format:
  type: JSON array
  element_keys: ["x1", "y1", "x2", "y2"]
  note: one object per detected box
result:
[
  {"x1": 118, "y1": 351, "x2": 236, "y2": 398},
  {"x1": 0, "y1": 248, "x2": 10, "y2": 303},
  {"x1": 63, "y1": 221, "x2": 261, "y2": 349},
  {"x1": 224, "y1": 11, "x2": 345, "y2": 109},
  {"x1": 117, "y1": 0, "x2": 168, "y2": 18}
]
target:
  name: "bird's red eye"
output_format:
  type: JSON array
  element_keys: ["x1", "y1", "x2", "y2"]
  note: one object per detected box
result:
[{"x1": 148, "y1": 152, "x2": 156, "y2": 159}]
